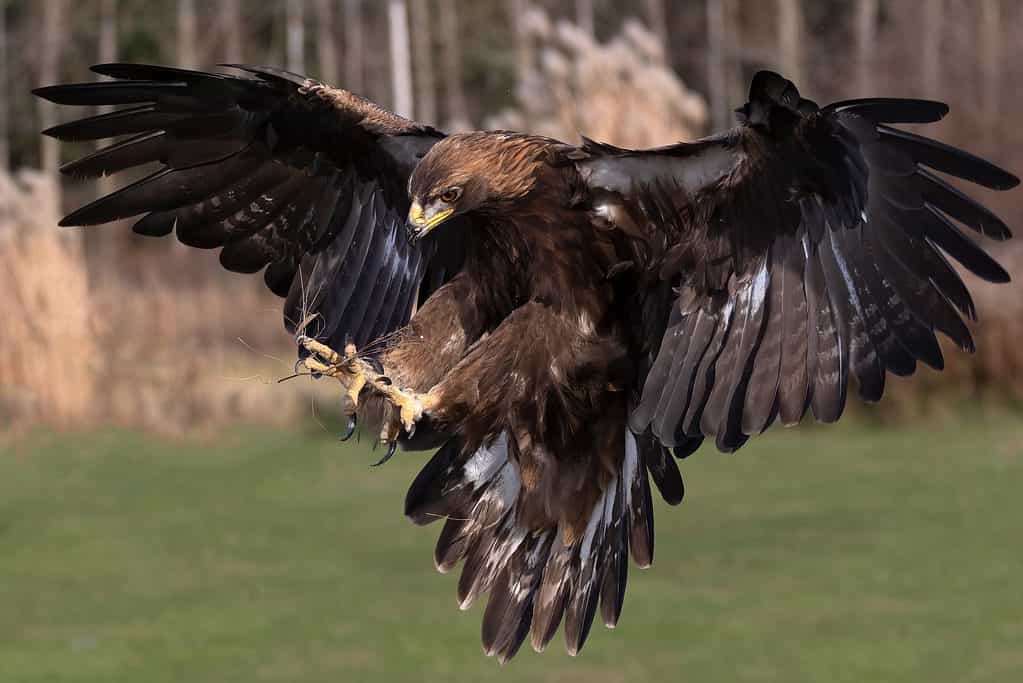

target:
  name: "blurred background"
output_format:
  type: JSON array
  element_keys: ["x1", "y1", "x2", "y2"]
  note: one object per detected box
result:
[{"x1": 1, "y1": 1, "x2": 1021, "y2": 681}]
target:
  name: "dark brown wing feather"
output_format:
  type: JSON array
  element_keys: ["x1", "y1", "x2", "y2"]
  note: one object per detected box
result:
[
  {"x1": 34, "y1": 63, "x2": 460, "y2": 351},
  {"x1": 579, "y1": 70, "x2": 1017, "y2": 451}
]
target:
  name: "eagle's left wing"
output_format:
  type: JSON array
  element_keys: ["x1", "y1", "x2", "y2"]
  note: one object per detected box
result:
[
  {"x1": 35, "y1": 64, "x2": 461, "y2": 353},
  {"x1": 577, "y1": 71, "x2": 1017, "y2": 452}
]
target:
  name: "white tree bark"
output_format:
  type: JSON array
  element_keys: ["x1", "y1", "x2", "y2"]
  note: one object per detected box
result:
[
  {"x1": 921, "y1": 0, "x2": 943, "y2": 98},
  {"x1": 220, "y1": 0, "x2": 243, "y2": 64},
  {"x1": 576, "y1": 0, "x2": 595, "y2": 38},
  {"x1": 97, "y1": 0, "x2": 119, "y2": 198},
  {"x1": 177, "y1": 0, "x2": 198, "y2": 69},
  {"x1": 438, "y1": 0, "x2": 469, "y2": 128},
  {"x1": 644, "y1": 0, "x2": 667, "y2": 49},
  {"x1": 980, "y1": 0, "x2": 1001, "y2": 144},
  {"x1": 287, "y1": 0, "x2": 306, "y2": 74},
  {"x1": 0, "y1": 4, "x2": 8, "y2": 171},
  {"x1": 777, "y1": 0, "x2": 804, "y2": 87},
  {"x1": 388, "y1": 0, "x2": 414, "y2": 119},
  {"x1": 343, "y1": 0, "x2": 364, "y2": 91},
  {"x1": 855, "y1": 0, "x2": 878, "y2": 95},
  {"x1": 314, "y1": 0, "x2": 339, "y2": 83},
  {"x1": 409, "y1": 0, "x2": 436, "y2": 123},
  {"x1": 706, "y1": 0, "x2": 728, "y2": 129},
  {"x1": 39, "y1": 0, "x2": 66, "y2": 182}
]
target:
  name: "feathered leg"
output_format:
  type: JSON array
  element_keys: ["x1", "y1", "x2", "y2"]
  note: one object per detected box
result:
[{"x1": 297, "y1": 273, "x2": 491, "y2": 461}]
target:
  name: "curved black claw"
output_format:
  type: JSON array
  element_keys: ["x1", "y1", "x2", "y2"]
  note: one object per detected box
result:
[
  {"x1": 339, "y1": 415, "x2": 357, "y2": 441},
  {"x1": 371, "y1": 440, "x2": 399, "y2": 467}
]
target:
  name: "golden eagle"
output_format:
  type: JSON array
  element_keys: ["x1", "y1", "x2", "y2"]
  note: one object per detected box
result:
[{"x1": 36, "y1": 65, "x2": 1017, "y2": 662}]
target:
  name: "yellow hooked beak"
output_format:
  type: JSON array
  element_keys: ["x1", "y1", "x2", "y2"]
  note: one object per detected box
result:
[{"x1": 407, "y1": 200, "x2": 454, "y2": 239}]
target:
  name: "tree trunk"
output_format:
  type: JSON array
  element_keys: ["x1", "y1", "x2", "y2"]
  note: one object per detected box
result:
[
  {"x1": 438, "y1": 0, "x2": 469, "y2": 128},
  {"x1": 409, "y1": 0, "x2": 436, "y2": 123},
  {"x1": 724, "y1": 0, "x2": 743, "y2": 116},
  {"x1": 0, "y1": 4, "x2": 8, "y2": 172},
  {"x1": 39, "y1": 0, "x2": 66, "y2": 183},
  {"x1": 90, "y1": 0, "x2": 120, "y2": 281},
  {"x1": 343, "y1": 0, "x2": 364, "y2": 92},
  {"x1": 777, "y1": 0, "x2": 804, "y2": 87},
  {"x1": 287, "y1": 0, "x2": 306, "y2": 74},
  {"x1": 314, "y1": 0, "x2": 339, "y2": 84},
  {"x1": 220, "y1": 0, "x2": 243, "y2": 64},
  {"x1": 706, "y1": 0, "x2": 728, "y2": 129},
  {"x1": 388, "y1": 0, "x2": 414, "y2": 119},
  {"x1": 980, "y1": 0, "x2": 1000, "y2": 148},
  {"x1": 509, "y1": 0, "x2": 532, "y2": 87},
  {"x1": 576, "y1": 0, "x2": 595, "y2": 38},
  {"x1": 177, "y1": 0, "x2": 198, "y2": 69},
  {"x1": 97, "y1": 0, "x2": 119, "y2": 199},
  {"x1": 854, "y1": 0, "x2": 878, "y2": 95},
  {"x1": 921, "y1": 0, "x2": 943, "y2": 99},
  {"x1": 644, "y1": 0, "x2": 667, "y2": 49}
]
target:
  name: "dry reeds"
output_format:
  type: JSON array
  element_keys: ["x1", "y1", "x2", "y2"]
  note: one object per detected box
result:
[
  {"x1": 0, "y1": 170, "x2": 95, "y2": 425},
  {"x1": 0, "y1": 169, "x2": 332, "y2": 433},
  {"x1": 485, "y1": 11, "x2": 708, "y2": 147}
]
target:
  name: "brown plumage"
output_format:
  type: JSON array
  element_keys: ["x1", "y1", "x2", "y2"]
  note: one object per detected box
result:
[{"x1": 36, "y1": 65, "x2": 1017, "y2": 663}]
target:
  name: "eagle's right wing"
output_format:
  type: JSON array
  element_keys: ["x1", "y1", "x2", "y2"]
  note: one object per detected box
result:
[
  {"x1": 575, "y1": 71, "x2": 1017, "y2": 452},
  {"x1": 35, "y1": 63, "x2": 462, "y2": 351}
]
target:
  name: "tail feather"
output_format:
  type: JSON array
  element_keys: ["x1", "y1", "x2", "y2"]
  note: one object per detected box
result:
[
  {"x1": 563, "y1": 474, "x2": 617, "y2": 656},
  {"x1": 407, "y1": 428, "x2": 670, "y2": 661},
  {"x1": 481, "y1": 530, "x2": 553, "y2": 663},
  {"x1": 598, "y1": 474, "x2": 629, "y2": 628}
]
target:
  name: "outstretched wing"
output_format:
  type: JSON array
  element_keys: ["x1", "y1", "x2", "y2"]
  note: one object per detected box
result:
[
  {"x1": 577, "y1": 71, "x2": 1017, "y2": 452},
  {"x1": 35, "y1": 63, "x2": 461, "y2": 351}
]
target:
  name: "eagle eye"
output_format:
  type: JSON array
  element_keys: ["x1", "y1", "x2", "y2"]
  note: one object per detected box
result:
[{"x1": 439, "y1": 187, "x2": 462, "y2": 204}]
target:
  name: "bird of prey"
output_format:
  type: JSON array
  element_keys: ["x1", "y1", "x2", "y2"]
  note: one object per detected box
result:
[{"x1": 35, "y1": 64, "x2": 1017, "y2": 662}]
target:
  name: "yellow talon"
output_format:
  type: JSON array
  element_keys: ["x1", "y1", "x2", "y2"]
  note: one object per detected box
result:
[
  {"x1": 346, "y1": 371, "x2": 367, "y2": 408},
  {"x1": 295, "y1": 335, "x2": 435, "y2": 438},
  {"x1": 300, "y1": 355, "x2": 337, "y2": 377},
  {"x1": 299, "y1": 336, "x2": 342, "y2": 365},
  {"x1": 395, "y1": 391, "x2": 423, "y2": 434}
]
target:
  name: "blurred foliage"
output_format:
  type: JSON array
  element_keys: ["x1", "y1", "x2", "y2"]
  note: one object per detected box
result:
[{"x1": 2, "y1": 0, "x2": 1022, "y2": 430}]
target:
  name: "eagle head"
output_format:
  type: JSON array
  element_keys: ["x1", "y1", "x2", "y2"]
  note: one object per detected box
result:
[{"x1": 406, "y1": 132, "x2": 545, "y2": 240}]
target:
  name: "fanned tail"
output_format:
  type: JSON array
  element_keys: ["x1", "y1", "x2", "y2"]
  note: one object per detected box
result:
[{"x1": 404, "y1": 428, "x2": 679, "y2": 663}]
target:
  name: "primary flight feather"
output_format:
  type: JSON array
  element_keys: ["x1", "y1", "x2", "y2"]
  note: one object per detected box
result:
[{"x1": 35, "y1": 64, "x2": 1017, "y2": 662}]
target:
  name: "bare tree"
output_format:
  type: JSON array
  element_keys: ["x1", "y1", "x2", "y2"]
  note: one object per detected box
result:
[
  {"x1": 97, "y1": 0, "x2": 119, "y2": 198},
  {"x1": 706, "y1": 0, "x2": 728, "y2": 129},
  {"x1": 980, "y1": 0, "x2": 1000, "y2": 148},
  {"x1": 287, "y1": 0, "x2": 306, "y2": 73},
  {"x1": 921, "y1": 0, "x2": 943, "y2": 98},
  {"x1": 39, "y1": 0, "x2": 66, "y2": 181},
  {"x1": 0, "y1": 3, "x2": 8, "y2": 171},
  {"x1": 177, "y1": 0, "x2": 198, "y2": 69},
  {"x1": 644, "y1": 0, "x2": 667, "y2": 50},
  {"x1": 388, "y1": 0, "x2": 414, "y2": 118},
  {"x1": 506, "y1": 0, "x2": 534, "y2": 129},
  {"x1": 576, "y1": 0, "x2": 595, "y2": 38},
  {"x1": 343, "y1": 0, "x2": 364, "y2": 92},
  {"x1": 220, "y1": 0, "x2": 243, "y2": 64},
  {"x1": 777, "y1": 0, "x2": 804, "y2": 87},
  {"x1": 724, "y1": 0, "x2": 743, "y2": 116},
  {"x1": 855, "y1": 0, "x2": 878, "y2": 95},
  {"x1": 314, "y1": 0, "x2": 339, "y2": 83},
  {"x1": 409, "y1": 0, "x2": 436, "y2": 123},
  {"x1": 438, "y1": 0, "x2": 469, "y2": 128},
  {"x1": 509, "y1": 0, "x2": 533, "y2": 89}
]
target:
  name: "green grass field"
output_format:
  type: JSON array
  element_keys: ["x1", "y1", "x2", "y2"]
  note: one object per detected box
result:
[{"x1": 2, "y1": 417, "x2": 1021, "y2": 682}]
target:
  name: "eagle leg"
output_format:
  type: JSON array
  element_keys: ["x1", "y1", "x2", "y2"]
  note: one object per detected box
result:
[{"x1": 296, "y1": 335, "x2": 436, "y2": 449}]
